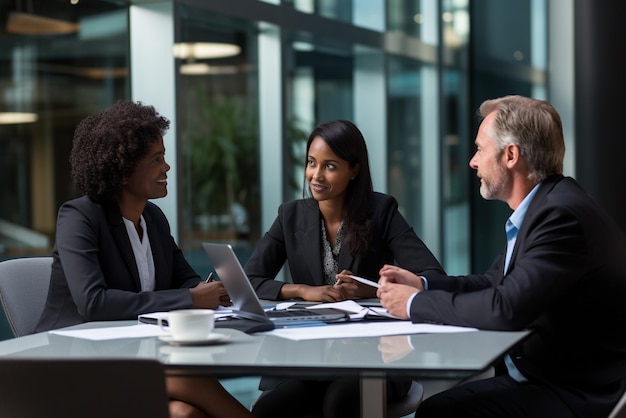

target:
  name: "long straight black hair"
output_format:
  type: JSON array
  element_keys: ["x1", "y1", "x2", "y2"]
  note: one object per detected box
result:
[{"x1": 304, "y1": 120, "x2": 373, "y2": 256}]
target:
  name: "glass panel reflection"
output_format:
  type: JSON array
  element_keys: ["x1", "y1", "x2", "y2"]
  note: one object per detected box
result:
[
  {"x1": 285, "y1": 34, "x2": 355, "y2": 199},
  {"x1": 175, "y1": 6, "x2": 260, "y2": 272},
  {"x1": 387, "y1": 55, "x2": 424, "y2": 233},
  {"x1": 0, "y1": 0, "x2": 128, "y2": 258},
  {"x1": 441, "y1": 0, "x2": 470, "y2": 274}
]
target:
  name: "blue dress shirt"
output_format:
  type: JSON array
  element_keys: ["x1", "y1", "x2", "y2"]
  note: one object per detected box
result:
[{"x1": 503, "y1": 182, "x2": 541, "y2": 382}]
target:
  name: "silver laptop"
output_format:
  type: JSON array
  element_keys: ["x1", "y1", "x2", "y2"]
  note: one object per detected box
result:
[{"x1": 201, "y1": 242, "x2": 349, "y2": 326}]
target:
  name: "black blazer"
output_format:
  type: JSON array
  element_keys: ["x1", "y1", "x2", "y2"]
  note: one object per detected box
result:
[
  {"x1": 245, "y1": 192, "x2": 444, "y2": 299},
  {"x1": 36, "y1": 196, "x2": 200, "y2": 332},
  {"x1": 410, "y1": 175, "x2": 626, "y2": 389}
]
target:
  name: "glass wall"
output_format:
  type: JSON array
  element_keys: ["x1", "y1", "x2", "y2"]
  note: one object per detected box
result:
[
  {"x1": 469, "y1": 0, "x2": 547, "y2": 271},
  {"x1": 441, "y1": 0, "x2": 471, "y2": 273},
  {"x1": 0, "y1": 0, "x2": 549, "y2": 282},
  {"x1": 174, "y1": 5, "x2": 261, "y2": 273},
  {"x1": 0, "y1": 0, "x2": 129, "y2": 258},
  {"x1": 0, "y1": 0, "x2": 130, "y2": 338},
  {"x1": 170, "y1": 0, "x2": 468, "y2": 278},
  {"x1": 285, "y1": 33, "x2": 357, "y2": 199}
]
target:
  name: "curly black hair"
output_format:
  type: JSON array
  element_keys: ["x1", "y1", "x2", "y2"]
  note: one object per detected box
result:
[{"x1": 70, "y1": 100, "x2": 170, "y2": 202}]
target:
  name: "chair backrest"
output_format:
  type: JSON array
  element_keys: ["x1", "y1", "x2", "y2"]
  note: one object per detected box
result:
[
  {"x1": 387, "y1": 380, "x2": 424, "y2": 418},
  {"x1": 0, "y1": 257, "x2": 53, "y2": 337},
  {"x1": 608, "y1": 389, "x2": 626, "y2": 418},
  {"x1": 0, "y1": 358, "x2": 170, "y2": 418}
]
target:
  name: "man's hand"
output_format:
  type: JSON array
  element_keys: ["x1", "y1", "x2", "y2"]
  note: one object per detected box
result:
[
  {"x1": 376, "y1": 282, "x2": 417, "y2": 319},
  {"x1": 379, "y1": 264, "x2": 425, "y2": 291}
]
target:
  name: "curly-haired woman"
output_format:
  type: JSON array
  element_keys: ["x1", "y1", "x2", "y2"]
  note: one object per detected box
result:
[{"x1": 36, "y1": 100, "x2": 252, "y2": 418}]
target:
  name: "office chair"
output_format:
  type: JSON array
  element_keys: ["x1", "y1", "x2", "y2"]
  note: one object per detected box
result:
[
  {"x1": 387, "y1": 380, "x2": 424, "y2": 417},
  {"x1": 0, "y1": 256, "x2": 53, "y2": 337},
  {"x1": 0, "y1": 358, "x2": 170, "y2": 418},
  {"x1": 608, "y1": 389, "x2": 626, "y2": 418}
]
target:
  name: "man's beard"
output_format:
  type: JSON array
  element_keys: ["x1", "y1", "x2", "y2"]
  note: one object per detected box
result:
[{"x1": 479, "y1": 163, "x2": 509, "y2": 201}]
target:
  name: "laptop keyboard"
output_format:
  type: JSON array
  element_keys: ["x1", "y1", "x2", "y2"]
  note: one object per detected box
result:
[{"x1": 266, "y1": 309, "x2": 323, "y2": 319}]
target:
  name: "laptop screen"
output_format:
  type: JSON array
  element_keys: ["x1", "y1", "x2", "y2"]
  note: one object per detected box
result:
[{"x1": 201, "y1": 242, "x2": 349, "y2": 325}]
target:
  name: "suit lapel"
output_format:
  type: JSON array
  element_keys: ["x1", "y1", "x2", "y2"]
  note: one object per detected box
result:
[
  {"x1": 294, "y1": 200, "x2": 357, "y2": 284},
  {"x1": 507, "y1": 175, "x2": 563, "y2": 274},
  {"x1": 104, "y1": 201, "x2": 142, "y2": 291},
  {"x1": 296, "y1": 201, "x2": 326, "y2": 286},
  {"x1": 337, "y1": 243, "x2": 356, "y2": 273},
  {"x1": 143, "y1": 206, "x2": 167, "y2": 290}
]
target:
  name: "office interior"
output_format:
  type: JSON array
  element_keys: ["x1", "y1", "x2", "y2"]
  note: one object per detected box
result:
[{"x1": 0, "y1": 0, "x2": 624, "y2": 405}]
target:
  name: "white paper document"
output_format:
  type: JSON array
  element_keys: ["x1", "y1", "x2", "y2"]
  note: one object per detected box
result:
[
  {"x1": 346, "y1": 274, "x2": 380, "y2": 288},
  {"x1": 307, "y1": 300, "x2": 365, "y2": 313},
  {"x1": 275, "y1": 300, "x2": 402, "y2": 320},
  {"x1": 266, "y1": 321, "x2": 478, "y2": 341},
  {"x1": 50, "y1": 324, "x2": 168, "y2": 340}
]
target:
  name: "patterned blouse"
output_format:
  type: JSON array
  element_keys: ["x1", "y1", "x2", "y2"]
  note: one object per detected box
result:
[{"x1": 321, "y1": 219, "x2": 344, "y2": 285}]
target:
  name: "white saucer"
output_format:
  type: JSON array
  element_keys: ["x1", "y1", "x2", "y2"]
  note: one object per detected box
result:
[{"x1": 158, "y1": 333, "x2": 230, "y2": 346}]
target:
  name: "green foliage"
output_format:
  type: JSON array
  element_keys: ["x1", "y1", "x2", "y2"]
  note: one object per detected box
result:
[{"x1": 184, "y1": 89, "x2": 258, "y2": 231}]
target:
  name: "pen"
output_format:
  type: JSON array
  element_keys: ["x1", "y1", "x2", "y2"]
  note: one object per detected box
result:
[{"x1": 205, "y1": 272, "x2": 215, "y2": 283}]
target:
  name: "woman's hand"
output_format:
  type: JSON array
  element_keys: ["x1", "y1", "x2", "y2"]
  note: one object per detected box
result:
[
  {"x1": 189, "y1": 281, "x2": 232, "y2": 309},
  {"x1": 300, "y1": 284, "x2": 347, "y2": 302},
  {"x1": 334, "y1": 270, "x2": 377, "y2": 299}
]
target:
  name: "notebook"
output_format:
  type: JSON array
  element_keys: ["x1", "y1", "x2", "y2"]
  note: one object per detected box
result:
[{"x1": 201, "y1": 242, "x2": 349, "y2": 327}]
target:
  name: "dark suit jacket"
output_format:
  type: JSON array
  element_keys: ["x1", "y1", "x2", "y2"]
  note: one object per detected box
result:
[
  {"x1": 35, "y1": 196, "x2": 200, "y2": 332},
  {"x1": 245, "y1": 192, "x2": 444, "y2": 299},
  {"x1": 411, "y1": 176, "x2": 626, "y2": 392}
]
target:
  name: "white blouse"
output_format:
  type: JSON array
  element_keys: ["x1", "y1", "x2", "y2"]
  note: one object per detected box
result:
[{"x1": 122, "y1": 215, "x2": 155, "y2": 291}]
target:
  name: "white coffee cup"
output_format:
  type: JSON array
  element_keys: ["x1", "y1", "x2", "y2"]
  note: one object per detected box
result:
[{"x1": 158, "y1": 309, "x2": 215, "y2": 341}]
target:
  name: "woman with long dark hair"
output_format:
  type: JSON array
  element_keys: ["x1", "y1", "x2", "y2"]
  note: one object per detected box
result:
[{"x1": 246, "y1": 119, "x2": 445, "y2": 417}]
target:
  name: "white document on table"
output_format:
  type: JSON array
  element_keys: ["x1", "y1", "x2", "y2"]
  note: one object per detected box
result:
[
  {"x1": 276, "y1": 300, "x2": 402, "y2": 320},
  {"x1": 47, "y1": 319, "x2": 477, "y2": 341},
  {"x1": 265, "y1": 321, "x2": 477, "y2": 341},
  {"x1": 50, "y1": 324, "x2": 168, "y2": 340}
]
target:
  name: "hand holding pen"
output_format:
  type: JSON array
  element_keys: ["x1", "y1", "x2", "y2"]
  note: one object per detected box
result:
[
  {"x1": 190, "y1": 271, "x2": 231, "y2": 308},
  {"x1": 334, "y1": 269, "x2": 377, "y2": 299},
  {"x1": 203, "y1": 272, "x2": 231, "y2": 306}
]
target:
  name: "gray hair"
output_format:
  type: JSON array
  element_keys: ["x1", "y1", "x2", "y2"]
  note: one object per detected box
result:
[{"x1": 478, "y1": 95, "x2": 565, "y2": 182}]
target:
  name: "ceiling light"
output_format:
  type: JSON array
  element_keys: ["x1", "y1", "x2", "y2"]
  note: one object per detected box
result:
[
  {"x1": 179, "y1": 63, "x2": 241, "y2": 76},
  {"x1": 173, "y1": 42, "x2": 241, "y2": 60},
  {"x1": 6, "y1": 11, "x2": 79, "y2": 35},
  {"x1": 0, "y1": 112, "x2": 38, "y2": 124},
  {"x1": 179, "y1": 63, "x2": 211, "y2": 75}
]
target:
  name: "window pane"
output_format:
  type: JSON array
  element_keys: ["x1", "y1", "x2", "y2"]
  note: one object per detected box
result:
[
  {"x1": 442, "y1": 0, "x2": 470, "y2": 274},
  {"x1": 286, "y1": 0, "x2": 385, "y2": 31},
  {"x1": 387, "y1": 56, "x2": 425, "y2": 232},
  {"x1": 175, "y1": 6, "x2": 260, "y2": 272},
  {"x1": 285, "y1": 34, "x2": 355, "y2": 199},
  {"x1": 0, "y1": 1, "x2": 128, "y2": 258}
]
